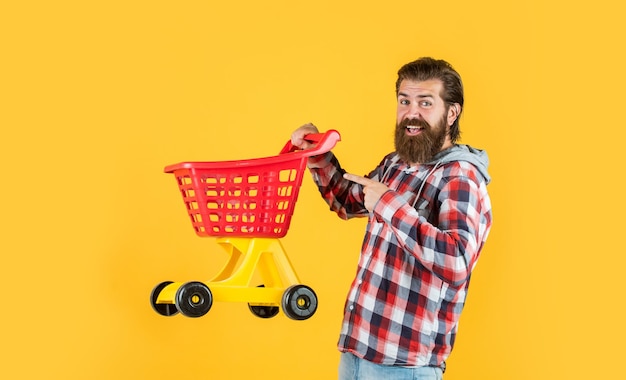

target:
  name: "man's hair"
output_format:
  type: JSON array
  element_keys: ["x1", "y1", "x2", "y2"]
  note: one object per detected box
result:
[{"x1": 395, "y1": 57, "x2": 464, "y2": 143}]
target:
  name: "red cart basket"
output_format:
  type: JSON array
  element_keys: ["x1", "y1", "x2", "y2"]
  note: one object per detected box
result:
[
  {"x1": 164, "y1": 130, "x2": 341, "y2": 238},
  {"x1": 151, "y1": 130, "x2": 341, "y2": 320}
]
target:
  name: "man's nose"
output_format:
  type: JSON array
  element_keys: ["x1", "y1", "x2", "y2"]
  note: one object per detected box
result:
[{"x1": 408, "y1": 103, "x2": 422, "y2": 118}]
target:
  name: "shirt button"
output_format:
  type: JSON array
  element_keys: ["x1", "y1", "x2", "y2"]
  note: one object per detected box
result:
[{"x1": 349, "y1": 305, "x2": 354, "y2": 310}]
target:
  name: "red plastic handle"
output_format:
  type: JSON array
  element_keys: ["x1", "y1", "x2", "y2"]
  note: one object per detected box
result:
[
  {"x1": 279, "y1": 129, "x2": 341, "y2": 156},
  {"x1": 164, "y1": 129, "x2": 341, "y2": 173}
]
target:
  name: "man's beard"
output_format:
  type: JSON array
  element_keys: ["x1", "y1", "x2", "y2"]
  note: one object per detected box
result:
[{"x1": 394, "y1": 115, "x2": 447, "y2": 164}]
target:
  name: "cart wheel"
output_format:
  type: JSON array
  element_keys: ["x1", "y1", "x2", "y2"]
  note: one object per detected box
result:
[
  {"x1": 175, "y1": 281, "x2": 213, "y2": 318},
  {"x1": 248, "y1": 285, "x2": 279, "y2": 319},
  {"x1": 150, "y1": 281, "x2": 179, "y2": 317},
  {"x1": 281, "y1": 285, "x2": 318, "y2": 320}
]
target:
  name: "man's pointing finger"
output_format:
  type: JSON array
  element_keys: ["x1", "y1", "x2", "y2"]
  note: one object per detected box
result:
[{"x1": 343, "y1": 173, "x2": 373, "y2": 186}]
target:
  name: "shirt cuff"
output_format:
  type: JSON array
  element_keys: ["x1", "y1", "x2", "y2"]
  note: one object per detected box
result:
[{"x1": 373, "y1": 190, "x2": 397, "y2": 223}]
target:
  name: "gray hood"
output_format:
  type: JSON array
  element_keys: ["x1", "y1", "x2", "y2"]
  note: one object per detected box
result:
[{"x1": 427, "y1": 144, "x2": 491, "y2": 184}]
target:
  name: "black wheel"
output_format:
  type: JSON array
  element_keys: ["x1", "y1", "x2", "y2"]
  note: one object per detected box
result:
[
  {"x1": 175, "y1": 281, "x2": 213, "y2": 318},
  {"x1": 281, "y1": 284, "x2": 318, "y2": 320},
  {"x1": 150, "y1": 281, "x2": 179, "y2": 316},
  {"x1": 248, "y1": 285, "x2": 279, "y2": 319}
]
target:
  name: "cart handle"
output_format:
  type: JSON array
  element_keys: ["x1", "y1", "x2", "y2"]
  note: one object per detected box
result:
[
  {"x1": 163, "y1": 129, "x2": 341, "y2": 173},
  {"x1": 279, "y1": 129, "x2": 341, "y2": 157}
]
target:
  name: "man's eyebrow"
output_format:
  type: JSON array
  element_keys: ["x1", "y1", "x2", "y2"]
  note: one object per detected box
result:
[{"x1": 397, "y1": 92, "x2": 435, "y2": 98}]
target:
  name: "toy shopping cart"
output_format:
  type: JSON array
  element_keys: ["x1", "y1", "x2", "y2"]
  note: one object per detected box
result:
[{"x1": 150, "y1": 130, "x2": 340, "y2": 320}]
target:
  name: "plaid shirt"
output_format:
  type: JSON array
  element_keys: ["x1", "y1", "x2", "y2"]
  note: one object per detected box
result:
[{"x1": 308, "y1": 148, "x2": 492, "y2": 367}]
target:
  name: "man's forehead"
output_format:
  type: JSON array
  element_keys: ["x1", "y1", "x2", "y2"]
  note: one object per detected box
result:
[{"x1": 398, "y1": 79, "x2": 443, "y2": 96}]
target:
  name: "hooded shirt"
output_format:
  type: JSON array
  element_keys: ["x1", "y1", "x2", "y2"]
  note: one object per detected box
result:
[{"x1": 307, "y1": 144, "x2": 493, "y2": 368}]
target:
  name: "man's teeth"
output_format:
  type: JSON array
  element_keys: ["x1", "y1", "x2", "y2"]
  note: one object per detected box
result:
[{"x1": 406, "y1": 126, "x2": 422, "y2": 131}]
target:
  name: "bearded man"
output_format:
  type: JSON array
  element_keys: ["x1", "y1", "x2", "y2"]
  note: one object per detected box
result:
[{"x1": 291, "y1": 57, "x2": 493, "y2": 380}]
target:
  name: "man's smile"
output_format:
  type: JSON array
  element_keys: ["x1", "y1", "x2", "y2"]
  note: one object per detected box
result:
[{"x1": 405, "y1": 125, "x2": 424, "y2": 136}]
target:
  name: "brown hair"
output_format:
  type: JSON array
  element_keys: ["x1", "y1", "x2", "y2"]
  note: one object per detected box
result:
[{"x1": 396, "y1": 57, "x2": 464, "y2": 143}]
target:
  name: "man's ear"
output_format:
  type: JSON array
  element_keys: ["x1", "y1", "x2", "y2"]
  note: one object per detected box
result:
[{"x1": 447, "y1": 103, "x2": 461, "y2": 126}]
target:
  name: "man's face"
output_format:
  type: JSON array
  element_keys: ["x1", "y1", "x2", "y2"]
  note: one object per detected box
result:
[{"x1": 395, "y1": 79, "x2": 453, "y2": 165}]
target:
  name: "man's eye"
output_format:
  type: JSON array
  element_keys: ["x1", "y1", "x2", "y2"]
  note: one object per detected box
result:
[
  {"x1": 400, "y1": 99, "x2": 409, "y2": 105},
  {"x1": 420, "y1": 101, "x2": 431, "y2": 107}
]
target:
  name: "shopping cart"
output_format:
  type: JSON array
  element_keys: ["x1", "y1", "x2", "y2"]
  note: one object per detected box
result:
[{"x1": 150, "y1": 130, "x2": 340, "y2": 320}]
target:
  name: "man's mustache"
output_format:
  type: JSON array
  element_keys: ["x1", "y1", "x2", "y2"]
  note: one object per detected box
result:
[{"x1": 399, "y1": 118, "x2": 431, "y2": 129}]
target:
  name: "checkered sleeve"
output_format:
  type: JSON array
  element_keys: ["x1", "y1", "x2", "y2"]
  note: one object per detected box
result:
[
  {"x1": 374, "y1": 165, "x2": 489, "y2": 286},
  {"x1": 307, "y1": 152, "x2": 370, "y2": 220}
]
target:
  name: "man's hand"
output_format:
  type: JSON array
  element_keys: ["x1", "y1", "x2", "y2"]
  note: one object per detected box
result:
[
  {"x1": 343, "y1": 173, "x2": 390, "y2": 212},
  {"x1": 291, "y1": 123, "x2": 320, "y2": 150}
]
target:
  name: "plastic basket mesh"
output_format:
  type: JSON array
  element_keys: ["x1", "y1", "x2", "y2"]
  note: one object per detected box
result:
[{"x1": 172, "y1": 157, "x2": 306, "y2": 238}]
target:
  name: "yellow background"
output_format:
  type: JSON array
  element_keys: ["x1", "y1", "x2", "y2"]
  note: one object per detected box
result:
[{"x1": 1, "y1": 1, "x2": 624, "y2": 379}]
